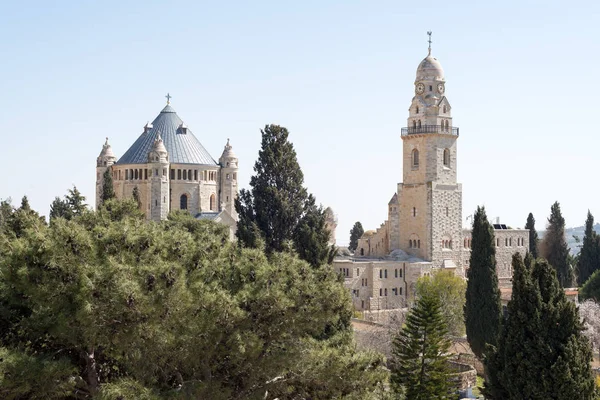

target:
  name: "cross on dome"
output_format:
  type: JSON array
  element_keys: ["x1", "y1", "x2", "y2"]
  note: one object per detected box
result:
[
  {"x1": 165, "y1": 93, "x2": 172, "y2": 105},
  {"x1": 427, "y1": 31, "x2": 432, "y2": 55}
]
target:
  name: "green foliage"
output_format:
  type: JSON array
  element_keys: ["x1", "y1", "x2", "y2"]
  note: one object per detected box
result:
[
  {"x1": 464, "y1": 206, "x2": 501, "y2": 359},
  {"x1": 132, "y1": 186, "x2": 141, "y2": 209},
  {"x1": 0, "y1": 198, "x2": 13, "y2": 233},
  {"x1": 391, "y1": 293, "x2": 452, "y2": 399},
  {"x1": 50, "y1": 186, "x2": 88, "y2": 222},
  {"x1": 417, "y1": 269, "x2": 467, "y2": 336},
  {"x1": 580, "y1": 269, "x2": 600, "y2": 301},
  {"x1": 235, "y1": 124, "x2": 332, "y2": 268},
  {"x1": 101, "y1": 167, "x2": 115, "y2": 203},
  {"x1": 485, "y1": 254, "x2": 596, "y2": 399},
  {"x1": 525, "y1": 212, "x2": 539, "y2": 259},
  {"x1": 0, "y1": 198, "x2": 385, "y2": 399},
  {"x1": 578, "y1": 211, "x2": 599, "y2": 286},
  {"x1": 541, "y1": 201, "x2": 573, "y2": 287},
  {"x1": 2, "y1": 195, "x2": 46, "y2": 238},
  {"x1": 349, "y1": 221, "x2": 364, "y2": 252}
]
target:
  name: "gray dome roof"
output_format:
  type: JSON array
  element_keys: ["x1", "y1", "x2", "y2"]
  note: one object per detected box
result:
[
  {"x1": 117, "y1": 105, "x2": 217, "y2": 165},
  {"x1": 416, "y1": 55, "x2": 445, "y2": 81}
]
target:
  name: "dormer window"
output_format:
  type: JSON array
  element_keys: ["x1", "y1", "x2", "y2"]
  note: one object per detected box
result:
[
  {"x1": 143, "y1": 122, "x2": 153, "y2": 134},
  {"x1": 178, "y1": 123, "x2": 188, "y2": 134}
]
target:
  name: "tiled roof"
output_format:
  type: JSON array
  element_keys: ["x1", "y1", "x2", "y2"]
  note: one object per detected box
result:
[
  {"x1": 195, "y1": 212, "x2": 221, "y2": 221},
  {"x1": 117, "y1": 105, "x2": 217, "y2": 165}
]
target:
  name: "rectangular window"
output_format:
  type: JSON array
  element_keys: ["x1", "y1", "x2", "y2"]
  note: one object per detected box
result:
[
  {"x1": 170, "y1": 169, "x2": 175, "y2": 180},
  {"x1": 183, "y1": 170, "x2": 187, "y2": 180},
  {"x1": 384, "y1": 288, "x2": 388, "y2": 296},
  {"x1": 194, "y1": 170, "x2": 198, "y2": 181},
  {"x1": 365, "y1": 279, "x2": 367, "y2": 286},
  {"x1": 399, "y1": 287, "x2": 403, "y2": 295},
  {"x1": 379, "y1": 270, "x2": 382, "y2": 279},
  {"x1": 144, "y1": 169, "x2": 148, "y2": 180},
  {"x1": 384, "y1": 269, "x2": 388, "y2": 279},
  {"x1": 395, "y1": 269, "x2": 398, "y2": 278},
  {"x1": 379, "y1": 288, "x2": 382, "y2": 297},
  {"x1": 399, "y1": 269, "x2": 403, "y2": 278},
  {"x1": 357, "y1": 268, "x2": 359, "y2": 276},
  {"x1": 178, "y1": 169, "x2": 182, "y2": 180}
]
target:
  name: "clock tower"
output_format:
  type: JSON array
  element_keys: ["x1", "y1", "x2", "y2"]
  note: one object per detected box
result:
[{"x1": 397, "y1": 33, "x2": 463, "y2": 271}]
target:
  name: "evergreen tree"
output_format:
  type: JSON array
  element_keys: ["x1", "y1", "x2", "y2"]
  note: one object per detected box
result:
[
  {"x1": 485, "y1": 254, "x2": 595, "y2": 399},
  {"x1": 65, "y1": 186, "x2": 87, "y2": 216},
  {"x1": 464, "y1": 206, "x2": 502, "y2": 359},
  {"x1": 349, "y1": 221, "x2": 364, "y2": 252},
  {"x1": 580, "y1": 269, "x2": 600, "y2": 301},
  {"x1": 101, "y1": 167, "x2": 115, "y2": 203},
  {"x1": 49, "y1": 196, "x2": 71, "y2": 221},
  {"x1": 132, "y1": 186, "x2": 141, "y2": 209},
  {"x1": 235, "y1": 124, "x2": 332, "y2": 268},
  {"x1": 577, "y1": 210, "x2": 599, "y2": 286},
  {"x1": 0, "y1": 198, "x2": 13, "y2": 233},
  {"x1": 541, "y1": 201, "x2": 573, "y2": 287},
  {"x1": 525, "y1": 212, "x2": 539, "y2": 259},
  {"x1": 391, "y1": 293, "x2": 452, "y2": 399},
  {"x1": 19, "y1": 195, "x2": 31, "y2": 211}
]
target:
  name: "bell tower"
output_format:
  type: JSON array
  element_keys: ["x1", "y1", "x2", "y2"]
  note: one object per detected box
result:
[{"x1": 397, "y1": 33, "x2": 463, "y2": 271}]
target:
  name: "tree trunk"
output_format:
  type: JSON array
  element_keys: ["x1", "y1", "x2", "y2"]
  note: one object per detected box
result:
[{"x1": 82, "y1": 348, "x2": 99, "y2": 395}]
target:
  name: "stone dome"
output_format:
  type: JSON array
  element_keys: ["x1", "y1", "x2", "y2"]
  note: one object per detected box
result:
[
  {"x1": 99, "y1": 138, "x2": 115, "y2": 158},
  {"x1": 151, "y1": 134, "x2": 168, "y2": 154},
  {"x1": 416, "y1": 54, "x2": 445, "y2": 81},
  {"x1": 220, "y1": 138, "x2": 237, "y2": 159}
]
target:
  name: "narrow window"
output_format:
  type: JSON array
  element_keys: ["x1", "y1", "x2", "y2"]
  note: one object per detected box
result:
[
  {"x1": 399, "y1": 269, "x2": 403, "y2": 278},
  {"x1": 409, "y1": 239, "x2": 413, "y2": 248},
  {"x1": 417, "y1": 120, "x2": 422, "y2": 128},
  {"x1": 443, "y1": 148, "x2": 450, "y2": 167},
  {"x1": 446, "y1": 206, "x2": 449, "y2": 216},
  {"x1": 429, "y1": 85, "x2": 432, "y2": 91},
  {"x1": 180, "y1": 194, "x2": 188, "y2": 210},
  {"x1": 155, "y1": 169, "x2": 158, "y2": 176},
  {"x1": 445, "y1": 120, "x2": 449, "y2": 131},
  {"x1": 384, "y1": 269, "x2": 388, "y2": 278},
  {"x1": 418, "y1": 240, "x2": 421, "y2": 248},
  {"x1": 134, "y1": 170, "x2": 138, "y2": 180},
  {"x1": 155, "y1": 199, "x2": 158, "y2": 206},
  {"x1": 360, "y1": 248, "x2": 364, "y2": 256},
  {"x1": 412, "y1": 207, "x2": 417, "y2": 217},
  {"x1": 443, "y1": 105, "x2": 447, "y2": 113},
  {"x1": 194, "y1": 170, "x2": 198, "y2": 181},
  {"x1": 183, "y1": 170, "x2": 187, "y2": 180},
  {"x1": 163, "y1": 168, "x2": 166, "y2": 176},
  {"x1": 384, "y1": 288, "x2": 388, "y2": 296},
  {"x1": 395, "y1": 269, "x2": 398, "y2": 278},
  {"x1": 379, "y1": 270, "x2": 382, "y2": 278},
  {"x1": 233, "y1": 173, "x2": 237, "y2": 180},
  {"x1": 399, "y1": 287, "x2": 403, "y2": 295},
  {"x1": 413, "y1": 120, "x2": 417, "y2": 129},
  {"x1": 380, "y1": 289, "x2": 382, "y2": 297},
  {"x1": 170, "y1": 169, "x2": 175, "y2": 180},
  {"x1": 144, "y1": 169, "x2": 148, "y2": 180},
  {"x1": 416, "y1": 106, "x2": 419, "y2": 114},
  {"x1": 210, "y1": 194, "x2": 216, "y2": 211},
  {"x1": 188, "y1": 170, "x2": 192, "y2": 180},
  {"x1": 226, "y1": 173, "x2": 230, "y2": 180},
  {"x1": 178, "y1": 169, "x2": 181, "y2": 180},
  {"x1": 357, "y1": 268, "x2": 359, "y2": 276},
  {"x1": 412, "y1": 149, "x2": 419, "y2": 167}
]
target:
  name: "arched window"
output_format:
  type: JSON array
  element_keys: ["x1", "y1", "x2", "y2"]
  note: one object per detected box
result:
[
  {"x1": 445, "y1": 120, "x2": 449, "y2": 131},
  {"x1": 412, "y1": 149, "x2": 419, "y2": 168},
  {"x1": 210, "y1": 194, "x2": 216, "y2": 211},
  {"x1": 180, "y1": 194, "x2": 188, "y2": 210},
  {"x1": 188, "y1": 170, "x2": 192, "y2": 180},
  {"x1": 183, "y1": 170, "x2": 187, "y2": 180},
  {"x1": 443, "y1": 105, "x2": 447, "y2": 113},
  {"x1": 413, "y1": 120, "x2": 417, "y2": 129},
  {"x1": 416, "y1": 106, "x2": 419, "y2": 114},
  {"x1": 409, "y1": 239, "x2": 413, "y2": 248},
  {"x1": 134, "y1": 169, "x2": 138, "y2": 180},
  {"x1": 417, "y1": 120, "x2": 422, "y2": 128},
  {"x1": 360, "y1": 248, "x2": 364, "y2": 256},
  {"x1": 443, "y1": 148, "x2": 450, "y2": 167}
]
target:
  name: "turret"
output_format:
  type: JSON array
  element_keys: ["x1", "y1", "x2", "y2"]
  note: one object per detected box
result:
[
  {"x1": 218, "y1": 139, "x2": 238, "y2": 217},
  {"x1": 95, "y1": 137, "x2": 117, "y2": 209},
  {"x1": 148, "y1": 133, "x2": 170, "y2": 220}
]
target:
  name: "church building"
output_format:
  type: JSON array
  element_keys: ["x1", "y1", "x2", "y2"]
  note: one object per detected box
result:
[
  {"x1": 334, "y1": 36, "x2": 529, "y2": 311},
  {"x1": 95, "y1": 96, "x2": 238, "y2": 237}
]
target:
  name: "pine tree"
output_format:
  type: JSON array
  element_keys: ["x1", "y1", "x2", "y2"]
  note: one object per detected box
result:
[
  {"x1": 391, "y1": 293, "x2": 452, "y2": 399},
  {"x1": 464, "y1": 206, "x2": 501, "y2": 359},
  {"x1": 541, "y1": 202, "x2": 572, "y2": 287},
  {"x1": 49, "y1": 196, "x2": 71, "y2": 221},
  {"x1": 577, "y1": 211, "x2": 599, "y2": 286},
  {"x1": 235, "y1": 124, "x2": 332, "y2": 268},
  {"x1": 349, "y1": 221, "x2": 364, "y2": 252},
  {"x1": 65, "y1": 186, "x2": 87, "y2": 216},
  {"x1": 525, "y1": 212, "x2": 539, "y2": 259},
  {"x1": 485, "y1": 254, "x2": 595, "y2": 399},
  {"x1": 101, "y1": 168, "x2": 115, "y2": 203}
]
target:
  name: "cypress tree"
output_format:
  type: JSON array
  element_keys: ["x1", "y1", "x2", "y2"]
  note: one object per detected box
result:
[
  {"x1": 391, "y1": 293, "x2": 452, "y2": 399},
  {"x1": 101, "y1": 168, "x2": 115, "y2": 203},
  {"x1": 541, "y1": 202, "x2": 572, "y2": 287},
  {"x1": 349, "y1": 221, "x2": 364, "y2": 252},
  {"x1": 132, "y1": 186, "x2": 141, "y2": 209},
  {"x1": 235, "y1": 124, "x2": 333, "y2": 268},
  {"x1": 525, "y1": 212, "x2": 539, "y2": 259},
  {"x1": 464, "y1": 206, "x2": 501, "y2": 359},
  {"x1": 577, "y1": 210, "x2": 599, "y2": 286},
  {"x1": 485, "y1": 254, "x2": 595, "y2": 399}
]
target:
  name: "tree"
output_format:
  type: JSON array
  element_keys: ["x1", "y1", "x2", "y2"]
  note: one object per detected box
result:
[
  {"x1": 0, "y1": 198, "x2": 386, "y2": 399},
  {"x1": 580, "y1": 269, "x2": 600, "y2": 301},
  {"x1": 49, "y1": 196, "x2": 71, "y2": 221},
  {"x1": 417, "y1": 269, "x2": 466, "y2": 336},
  {"x1": 525, "y1": 212, "x2": 539, "y2": 259},
  {"x1": 0, "y1": 198, "x2": 13, "y2": 233},
  {"x1": 390, "y1": 293, "x2": 452, "y2": 399},
  {"x1": 349, "y1": 221, "x2": 364, "y2": 252},
  {"x1": 50, "y1": 186, "x2": 88, "y2": 222},
  {"x1": 540, "y1": 201, "x2": 573, "y2": 287},
  {"x1": 132, "y1": 186, "x2": 141, "y2": 209},
  {"x1": 485, "y1": 254, "x2": 595, "y2": 399},
  {"x1": 235, "y1": 124, "x2": 333, "y2": 268},
  {"x1": 577, "y1": 211, "x2": 599, "y2": 286},
  {"x1": 464, "y1": 206, "x2": 502, "y2": 359},
  {"x1": 101, "y1": 167, "x2": 115, "y2": 203}
]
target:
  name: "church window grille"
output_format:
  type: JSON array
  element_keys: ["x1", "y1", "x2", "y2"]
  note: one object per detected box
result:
[
  {"x1": 412, "y1": 149, "x2": 419, "y2": 168},
  {"x1": 194, "y1": 170, "x2": 198, "y2": 181},
  {"x1": 443, "y1": 148, "x2": 450, "y2": 167},
  {"x1": 183, "y1": 170, "x2": 187, "y2": 180},
  {"x1": 210, "y1": 194, "x2": 216, "y2": 211},
  {"x1": 177, "y1": 170, "x2": 181, "y2": 180}
]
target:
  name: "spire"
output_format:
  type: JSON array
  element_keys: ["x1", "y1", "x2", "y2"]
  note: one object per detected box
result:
[{"x1": 427, "y1": 31, "x2": 432, "y2": 55}]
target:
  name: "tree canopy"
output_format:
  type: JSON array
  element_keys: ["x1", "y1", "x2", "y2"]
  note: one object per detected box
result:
[
  {"x1": 485, "y1": 254, "x2": 595, "y2": 399},
  {"x1": 416, "y1": 269, "x2": 466, "y2": 337},
  {"x1": 541, "y1": 201, "x2": 573, "y2": 287},
  {"x1": 0, "y1": 197, "x2": 386, "y2": 399},
  {"x1": 391, "y1": 293, "x2": 452, "y2": 399},
  {"x1": 525, "y1": 212, "x2": 539, "y2": 259},
  {"x1": 235, "y1": 124, "x2": 334, "y2": 268},
  {"x1": 349, "y1": 221, "x2": 364, "y2": 252},
  {"x1": 101, "y1": 168, "x2": 115, "y2": 203},
  {"x1": 50, "y1": 186, "x2": 88, "y2": 222},
  {"x1": 577, "y1": 210, "x2": 599, "y2": 286},
  {"x1": 464, "y1": 206, "x2": 501, "y2": 359}
]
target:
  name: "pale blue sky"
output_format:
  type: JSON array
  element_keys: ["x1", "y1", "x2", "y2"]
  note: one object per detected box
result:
[{"x1": 1, "y1": 0, "x2": 599, "y2": 245}]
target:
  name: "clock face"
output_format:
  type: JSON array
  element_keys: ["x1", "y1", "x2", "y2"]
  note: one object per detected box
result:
[
  {"x1": 415, "y1": 83, "x2": 425, "y2": 94},
  {"x1": 437, "y1": 83, "x2": 445, "y2": 94}
]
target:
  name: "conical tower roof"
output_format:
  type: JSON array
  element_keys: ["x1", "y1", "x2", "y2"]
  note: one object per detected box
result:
[{"x1": 117, "y1": 104, "x2": 217, "y2": 165}]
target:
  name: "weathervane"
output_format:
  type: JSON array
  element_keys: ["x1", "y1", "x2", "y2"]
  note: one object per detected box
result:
[
  {"x1": 165, "y1": 93, "x2": 172, "y2": 105},
  {"x1": 427, "y1": 31, "x2": 432, "y2": 55}
]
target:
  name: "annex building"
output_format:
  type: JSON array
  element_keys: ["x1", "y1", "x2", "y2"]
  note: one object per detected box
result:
[
  {"x1": 95, "y1": 96, "x2": 238, "y2": 237},
  {"x1": 334, "y1": 39, "x2": 528, "y2": 311}
]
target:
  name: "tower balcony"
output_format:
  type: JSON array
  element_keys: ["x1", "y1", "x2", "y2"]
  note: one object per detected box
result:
[{"x1": 401, "y1": 125, "x2": 459, "y2": 136}]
